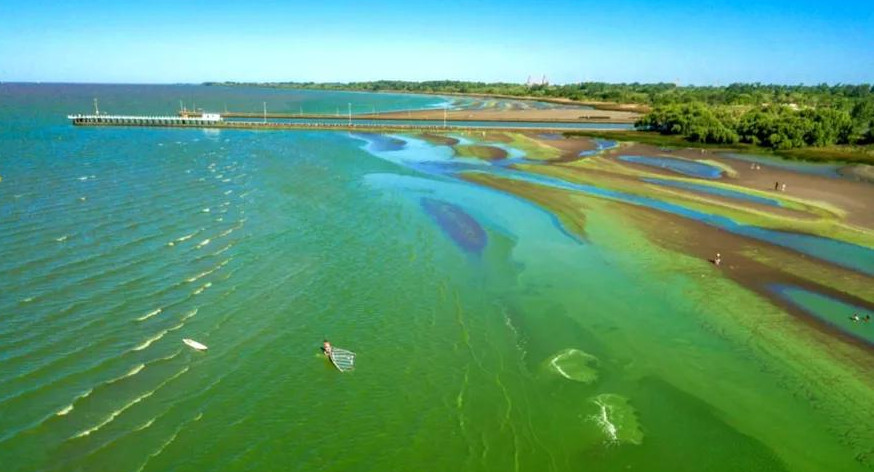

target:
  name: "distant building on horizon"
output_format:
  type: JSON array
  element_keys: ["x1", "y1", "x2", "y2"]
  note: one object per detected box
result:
[{"x1": 526, "y1": 75, "x2": 549, "y2": 87}]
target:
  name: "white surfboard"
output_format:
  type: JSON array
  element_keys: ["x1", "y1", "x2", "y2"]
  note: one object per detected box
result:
[{"x1": 183, "y1": 338, "x2": 208, "y2": 351}]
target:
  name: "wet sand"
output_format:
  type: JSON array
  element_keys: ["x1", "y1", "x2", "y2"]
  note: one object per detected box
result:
[
  {"x1": 367, "y1": 107, "x2": 640, "y2": 123},
  {"x1": 457, "y1": 131, "x2": 874, "y2": 322}
]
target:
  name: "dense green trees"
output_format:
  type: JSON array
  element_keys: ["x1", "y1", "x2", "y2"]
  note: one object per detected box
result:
[
  {"x1": 634, "y1": 103, "x2": 739, "y2": 144},
  {"x1": 637, "y1": 104, "x2": 860, "y2": 150}
]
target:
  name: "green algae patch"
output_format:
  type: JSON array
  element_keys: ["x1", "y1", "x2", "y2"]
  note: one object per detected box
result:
[
  {"x1": 520, "y1": 162, "x2": 874, "y2": 249},
  {"x1": 582, "y1": 202, "x2": 874, "y2": 470},
  {"x1": 454, "y1": 144, "x2": 508, "y2": 161},
  {"x1": 547, "y1": 348, "x2": 599, "y2": 383},
  {"x1": 589, "y1": 394, "x2": 644, "y2": 445},
  {"x1": 504, "y1": 133, "x2": 562, "y2": 161},
  {"x1": 460, "y1": 172, "x2": 588, "y2": 239}
]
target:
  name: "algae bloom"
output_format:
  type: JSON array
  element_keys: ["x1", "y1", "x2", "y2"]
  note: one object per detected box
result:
[
  {"x1": 547, "y1": 348, "x2": 599, "y2": 383},
  {"x1": 590, "y1": 393, "x2": 644, "y2": 445}
]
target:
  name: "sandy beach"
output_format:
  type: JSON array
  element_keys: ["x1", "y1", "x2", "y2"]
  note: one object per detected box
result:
[{"x1": 368, "y1": 107, "x2": 641, "y2": 123}]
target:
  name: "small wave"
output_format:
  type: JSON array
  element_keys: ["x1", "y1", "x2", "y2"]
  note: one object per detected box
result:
[
  {"x1": 186, "y1": 267, "x2": 216, "y2": 283},
  {"x1": 217, "y1": 227, "x2": 235, "y2": 238},
  {"x1": 192, "y1": 282, "x2": 212, "y2": 296},
  {"x1": 55, "y1": 235, "x2": 69, "y2": 242},
  {"x1": 169, "y1": 231, "x2": 198, "y2": 246},
  {"x1": 196, "y1": 238, "x2": 210, "y2": 249},
  {"x1": 221, "y1": 178, "x2": 231, "y2": 183},
  {"x1": 108, "y1": 364, "x2": 146, "y2": 384},
  {"x1": 136, "y1": 308, "x2": 162, "y2": 322},
  {"x1": 215, "y1": 174, "x2": 223, "y2": 179},
  {"x1": 180, "y1": 308, "x2": 198, "y2": 321},
  {"x1": 132, "y1": 330, "x2": 168, "y2": 352},
  {"x1": 212, "y1": 244, "x2": 233, "y2": 256},
  {"x1": 201, "y1": 208, "x2": 210, "y2": 213},
  {"x1": 224, "y1": 190, "x2": 233, "y2": 195},
  {"x1": 21, "y1": 297, "x2": 34, "y2": 303},
  {"x1": 72, "y1": 367, "x2": 189, "y2": 439},
  {"x1": 133, "y1": 417, "x2": 156, "y2": 432},
  {"x1": 79, "y1": 196, "x2": 87, "y2": 202},
  {"x1": 56, "y1": 388, "x2": 93, "y2": 416}
]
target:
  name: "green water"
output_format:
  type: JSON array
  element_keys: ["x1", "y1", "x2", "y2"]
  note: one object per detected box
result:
[{"x1": 1, "y1": 84, "x2": 872, "y2": 471}]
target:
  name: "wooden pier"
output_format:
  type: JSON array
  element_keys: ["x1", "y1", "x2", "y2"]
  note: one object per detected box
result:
[{"x1": 66, "y1": 114, "x2": 624, "y2": 132}]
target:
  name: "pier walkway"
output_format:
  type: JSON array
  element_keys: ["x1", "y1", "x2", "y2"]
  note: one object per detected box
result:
[{"x1": 67, "y1": 114, "x2": 629, "y2": 132}]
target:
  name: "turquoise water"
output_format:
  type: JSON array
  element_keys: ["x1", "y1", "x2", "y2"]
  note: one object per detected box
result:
[
  {"x1": 771, "y1": 285, "x2": 874, "y2": 344},
  {"x1": 1, "y1": 84, "x2": 873, "y2": 472}
]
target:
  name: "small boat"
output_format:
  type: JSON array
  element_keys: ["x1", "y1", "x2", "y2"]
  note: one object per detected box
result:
[
  {"x1": 327, "y1": 348, "x2": 355, "y2": 372},
  {"x1": 183, "y1": 338, "x2": 208, "y2": 351}
]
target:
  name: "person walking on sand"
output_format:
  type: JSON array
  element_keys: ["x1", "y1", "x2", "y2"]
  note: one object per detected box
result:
[
  {"x1": 714, "y1": 253, "x2": 721, "y2": 266},
  {"x1": 774, "y1": 181, "x2": 780, "y2": 190},
  {"x1": 781, "y1": 183, "x2": 787, "y2": 192}
]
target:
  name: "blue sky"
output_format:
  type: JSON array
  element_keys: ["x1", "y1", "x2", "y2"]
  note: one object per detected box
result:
[{"x1": 1, "y1": 0, "x2": 871, "y2": 84}]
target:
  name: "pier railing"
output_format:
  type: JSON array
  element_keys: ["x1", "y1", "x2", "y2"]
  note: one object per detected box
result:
[{"x1": 66, "y1": 114, "x2": 626, "y2": 132}]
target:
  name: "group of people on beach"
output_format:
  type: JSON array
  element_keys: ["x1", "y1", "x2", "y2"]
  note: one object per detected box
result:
[
  {"x1": 850, "y1": 314, "x2": 871, "y2": 323},
  {"x1": 774, "y1": 181, "x2": 787, "y2": 192}
]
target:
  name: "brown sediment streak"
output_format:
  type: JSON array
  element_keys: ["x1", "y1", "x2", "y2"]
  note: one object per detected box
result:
[
  {"x1": 453, "y1": 145, "x2": 508, "y2": 161},
  {"x1": 613, "y1": 200, "x2": 874, "y2": 352}
]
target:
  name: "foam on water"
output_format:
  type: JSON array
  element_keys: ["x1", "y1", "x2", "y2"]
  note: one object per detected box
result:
[
  {"x1": 546, "y1": 348, "x2": 599, "y2": 383},
  {"x1": 589, "y1": 394, "x2": 644, "y2": 445},
  {"x1": 196, "y1": 238, "x2": 211, "y2": 249}
]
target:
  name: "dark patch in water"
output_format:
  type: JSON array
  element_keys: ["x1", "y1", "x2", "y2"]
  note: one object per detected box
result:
[{"x1": 420, "y1": 197, "x2": 487, "y2": 254}]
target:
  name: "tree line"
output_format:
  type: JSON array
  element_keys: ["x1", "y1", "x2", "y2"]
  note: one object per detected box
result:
[
  {"x1": 207, "y1": 80, "x2": 874, "y2": 108},
  {"x1": 635, "y1": 101, "x2": 874, "y2": 149},
  {"x1": 206, "y1": 80, "x2": 874, "y2": 149}
]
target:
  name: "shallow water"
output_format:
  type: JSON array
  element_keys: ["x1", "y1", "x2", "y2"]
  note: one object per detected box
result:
[
  {"x1": 618, "y1": 155, "x2": 724, "y2": 179},
  {"x1": 1, "y1": 84, "x2": 872, "y2": 472},
  {"x1": 642, "y1": 177, "x2": 784, "y2": 207}
]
